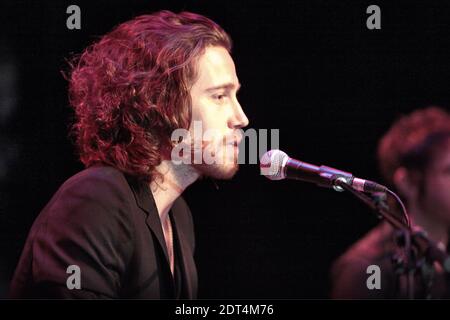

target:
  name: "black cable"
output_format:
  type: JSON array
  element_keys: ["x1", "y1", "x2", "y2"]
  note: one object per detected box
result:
[{"x1": 386, "y1": 188, "x2": 411, "y2": 228}]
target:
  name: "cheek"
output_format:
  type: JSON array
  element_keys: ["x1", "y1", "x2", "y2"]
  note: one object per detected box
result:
[
  {"x1": 424, "y1": 176, "x2": 450, "y2": 210},
  {"x1": 429, "y1": 175, "x2": 450, "y2": 191},
  {"x1": 196, "y1": 110, "x2": 229, "y2": 133},
  {"x1": 191, "y1": 97, "x2": 217, "y2": 123}
]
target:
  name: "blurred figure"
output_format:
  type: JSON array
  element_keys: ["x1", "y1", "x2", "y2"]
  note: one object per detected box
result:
[{"x1": 331, "y1": 106, "x2": 450, "y2": 299}]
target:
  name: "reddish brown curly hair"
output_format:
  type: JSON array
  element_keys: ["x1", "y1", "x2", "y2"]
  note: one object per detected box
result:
[
  {"x1": 68, "y1": 11, "x2": 232, "y2": 183},
  {"x1": 378, "y1": 106, "x2": 450, "y2": 186}
]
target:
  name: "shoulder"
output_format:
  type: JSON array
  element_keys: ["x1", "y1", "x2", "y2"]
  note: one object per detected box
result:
[
  {"x1": 34, "y1": 165, "x2": 136, "y2": 241},
  {"x1": 330, "y1": 222, "x2": 397, "y2": 298},
  {"x1": 59, "y1": 165, "x2": 130, "y2": 194},
  {"x1": 19, "y1": 166, "x2": 137, "y2": 298},
  {"x1": 49, "y1": 166, "x2": 133, "y2": 210},
  {"x1": 338, "y1": 222, "x2": 395, "y2": 265}
]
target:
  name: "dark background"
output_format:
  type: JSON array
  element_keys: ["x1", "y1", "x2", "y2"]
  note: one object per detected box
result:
[{"x1": 0, "y1": 0, "x2": 449, "y2": 298}]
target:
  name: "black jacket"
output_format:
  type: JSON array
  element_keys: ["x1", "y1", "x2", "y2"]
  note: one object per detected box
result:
[{"x1": 9, "y1": 165, "x2": 197, "y2": 299}]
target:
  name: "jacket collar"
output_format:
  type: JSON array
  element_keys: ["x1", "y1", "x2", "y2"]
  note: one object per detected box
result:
[
  {"x1": 125, "y1": 176, "x2": 170, "y2": 262},
  {"x1": 124, "y1": 174, "x2": 196, "y2": 298}
]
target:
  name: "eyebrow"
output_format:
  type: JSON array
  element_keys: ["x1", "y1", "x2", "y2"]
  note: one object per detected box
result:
[{"x1": 205, "y1": 82, "x2": 241, "y2": 92}]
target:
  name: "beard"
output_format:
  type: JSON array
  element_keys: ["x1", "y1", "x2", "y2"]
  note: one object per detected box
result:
[
  {"x1": 193, "y1": 159, "x2": 239, "y2": 180},
  {"x1": 170, "y1": 129, "x2": 242, "y2": 180},
  {"x1": 191, "y1": 136, "x2": 240, "y2": 180}
]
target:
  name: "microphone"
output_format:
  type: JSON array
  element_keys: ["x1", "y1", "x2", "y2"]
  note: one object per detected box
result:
[{"x1": 260, "y1": 149, "x2": 386, "y2": 193}]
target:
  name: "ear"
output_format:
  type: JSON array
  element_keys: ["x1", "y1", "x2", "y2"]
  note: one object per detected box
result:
[{"x1": 392, "y1": 167, "x2": 418, "y2": 201}]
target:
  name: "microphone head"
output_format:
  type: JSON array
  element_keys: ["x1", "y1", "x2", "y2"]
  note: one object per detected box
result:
[{"x1": 260, "y1": 149, "x2": 288, "y2": 180}]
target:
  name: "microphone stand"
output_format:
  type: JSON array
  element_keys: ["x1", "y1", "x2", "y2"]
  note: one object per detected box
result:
[{"x1": 333, "y1": 177, "x2": 450, "y2": 299}]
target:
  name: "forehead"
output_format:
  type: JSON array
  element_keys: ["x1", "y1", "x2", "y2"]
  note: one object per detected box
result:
[{"x1": 192, "y1": 46, "x2": 238, "y2": 89}]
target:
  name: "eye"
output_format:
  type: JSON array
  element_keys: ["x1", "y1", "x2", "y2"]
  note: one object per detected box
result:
[{"x1": 213, "y1": 94, "x2": 227, "y2": 102}]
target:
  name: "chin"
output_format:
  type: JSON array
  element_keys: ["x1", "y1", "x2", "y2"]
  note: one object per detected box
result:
[{"x1": 192, "y1": 144, "x2": 241, "y2": 179}]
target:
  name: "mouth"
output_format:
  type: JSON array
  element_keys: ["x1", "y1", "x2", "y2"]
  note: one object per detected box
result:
[
  {"x1": 226, "y1": 140, "x2": 240, "y2": 150},
  {"x1": 230, "y1": 133, "x2": 243, "y2": 146},
  {"x1": 223, "y1": 137, "x2": 241, "y2": 159}
]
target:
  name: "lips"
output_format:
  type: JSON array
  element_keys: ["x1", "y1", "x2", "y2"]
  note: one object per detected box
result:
[
  {"x1": 224, "y1": 135, "x2": 241, "y2": 156},
  {"x1": 231, "y1": 132, "x2": 243, "y2": 145},
  {"x1": 226, "y1": 140, "x2": 240, "y2": 148}
]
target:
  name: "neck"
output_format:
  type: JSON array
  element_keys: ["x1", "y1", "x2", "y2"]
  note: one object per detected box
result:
[
  {"x1": 150, "y1": 160, "x2": 200, "y2": 222},
  {"x1": 409, "y1": 204, "x2": 449, "y2": 249}
]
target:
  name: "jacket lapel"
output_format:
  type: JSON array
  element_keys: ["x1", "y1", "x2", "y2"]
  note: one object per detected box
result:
[
  {"x1": 125, "y1": 175, "x2": 175, "y2": 295},
  {"x1": 125, "y1": 174, "x2": 197, "y2": 299},
  {"x1": 170, "y1": 206, "x2": 198, "y2": 299}
]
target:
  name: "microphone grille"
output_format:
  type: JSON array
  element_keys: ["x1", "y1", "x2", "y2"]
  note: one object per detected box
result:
[{"x1": 260, "y1": 149, "x2": 288, "y2": 180}]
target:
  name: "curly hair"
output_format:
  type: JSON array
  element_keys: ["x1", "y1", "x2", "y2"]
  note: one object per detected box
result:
[
  {"x1": 67, "y1": 11, "x2": 232, "y2": 183},
  {"x1": 378, "y1": 106, "x2": 450, "y2": 186}
]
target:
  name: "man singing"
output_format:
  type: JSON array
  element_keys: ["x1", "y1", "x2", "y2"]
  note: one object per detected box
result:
[{"x1": 10, "y1": 10, "x2": 249, "y2": 299}]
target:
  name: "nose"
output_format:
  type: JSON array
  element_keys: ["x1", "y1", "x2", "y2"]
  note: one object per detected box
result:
[{"x1": 229, "y1": 99, "x2": 249, "y2": 129}]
